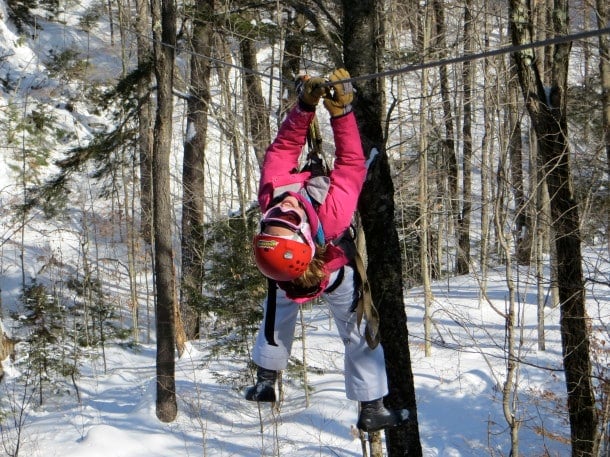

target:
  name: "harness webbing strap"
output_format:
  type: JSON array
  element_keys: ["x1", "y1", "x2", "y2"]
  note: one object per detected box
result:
[
  {"x1": 353, "y1": 249, "x2": 380, "y2": 349},
  {"x1": 264, "y1": 279, "x2": 278, "y2": 346},
  {"x1": 323, "y1": 266, "x2": 345, "y2": 294}
]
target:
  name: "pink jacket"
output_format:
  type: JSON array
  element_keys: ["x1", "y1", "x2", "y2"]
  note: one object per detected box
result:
[{"x1": 258, "y1": 104, "x2": 366, "y2": 298}]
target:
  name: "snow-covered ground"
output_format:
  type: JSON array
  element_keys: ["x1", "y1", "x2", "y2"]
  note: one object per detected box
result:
[{"x1": 3, "y1": 258, "x2": 608, "y2": 456}]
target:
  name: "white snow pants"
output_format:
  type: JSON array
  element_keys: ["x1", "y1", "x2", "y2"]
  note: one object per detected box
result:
[{"x1": 251, "y1": 265, "x2": 389, "y2": 401}]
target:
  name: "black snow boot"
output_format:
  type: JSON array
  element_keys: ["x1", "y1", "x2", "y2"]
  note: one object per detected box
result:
[
  {"x1": 245, "y1": 366, "x2": 277, "y2": 402},
  {"x1": 356, "y1": 398, "x2": 410, "y2": 432}
]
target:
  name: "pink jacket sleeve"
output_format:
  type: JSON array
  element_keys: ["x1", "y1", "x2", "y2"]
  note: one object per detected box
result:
[
  {"x1": 258, "y1": 105, "x2": 366, "y2": 241},
  {"x1": 317, "y1": 112, "x2": 366, "y2": 240},
  {"x1": 258, "y1": 105, "x2": 315, "y2": 212}
]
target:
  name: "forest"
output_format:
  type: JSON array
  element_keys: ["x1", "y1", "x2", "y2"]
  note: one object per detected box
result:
[{"x1": 0, "y1": 0, "x2": 609, "y2": 456}]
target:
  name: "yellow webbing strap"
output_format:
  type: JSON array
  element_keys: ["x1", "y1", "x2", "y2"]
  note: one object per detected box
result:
[
  {"x1": 307, "y1": 116, "x2": 323, "y2": 157},
  {"x1": 352, "y1": 225, "x2": 380, "y2": 350}
]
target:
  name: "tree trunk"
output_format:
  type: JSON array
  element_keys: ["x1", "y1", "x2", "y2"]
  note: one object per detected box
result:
[
  {"x1": 494, "y1": 163, "x2": 522, "y2": 456},
  {"x1": 509, "y1": 0, "x2": 599, "y2": 454},
  {"x1": 151, "y1": 0, "x2": 177, "y2": 423},
  {"x1": 134, "y1": 0, "x2": 154, "y2": 244},
  {"x1": 431, "y1": 0, "x2": 459, "y2": 270},
  {"x1": 507, "y1": 63, "x2": 530, "y2": 265},
  {"x1": 479, "y1": 7, "x2": 494, "y2": 292},
  {"x1": 279, "y1": 12, "x2": 305, "y2": 121},
  {"x1": 596, "y1": 0, "x2": 610, "y2": 258},
  {"x1": 532, "y1": 131, "x2": 547, "y2": 351},
  {"x1": 121, "y1": 159, "x2": 140, "y2": 344},
  {"x1": 342, "y1": 0, "x2": 422, "y2": 455},
  {"x1": 456, "y1": 0, "x2": 473, "y2": 275},
  {"x1": 134, "y1": 0, "x2": 154, "y2": 345},
  {"x1": 180, "y1": 0, "x2": 214, "y2": 341},
  {"x1": 299, "y1": 307, "x2": 310, "y2": 408},
  {"x1": 240, "y1": 32, "x2": 271, "y2": 168},
  {"x1": 369, "y1": 431, "x2": 383, "y2": 456},
  {"x1": 419, "y1": 10, "x2": 433, "y2": 357}
]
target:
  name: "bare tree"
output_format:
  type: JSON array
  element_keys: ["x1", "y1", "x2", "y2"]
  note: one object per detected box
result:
[
  {"x1": 431, "y1": 0, "x2": 459, "y2": 274},
  {"x1": 495, "y1": 150, "x2": 523, "y2": 456},
  {"x1": 507, "y1": 62, "x2": 530, "y2": 265},
  {"x1": 456, "y1": 0, "x2": 473, "y2": 275},
  {"x1": 240, "y1": 20, "x2": 271, "y2": 169},
  {"x1": 508, "y1": 0, "x2": 599, "y2": 454},
  {"x1": 151, "y1": 0, "x2": 178, "y2": 423},
  {"x1": 342, "y1": 0, "x2": 423, "y2": 454},
  {"x1": 596, "y1": 0, "x2": 610, "y2": 257},
  {"x1": 180, "y1": 0, "x2": 215, "y2": 341},
  {"x1": 134, "y1": 0, "x2": 154, "y2": 243},
  {"x1": 479, "y1": 1, "x2": 498, "y2": 289},
  {"x1": 419, "y1": 9, "x2": 434, "y2": 358},
  {"x1": 278, "y1": 10, "x2": 306, "y2": 122}
]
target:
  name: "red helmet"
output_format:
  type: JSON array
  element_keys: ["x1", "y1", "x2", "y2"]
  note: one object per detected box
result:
[{"x1": 253, "y1": 233, "x2": 313, "y2": 281}]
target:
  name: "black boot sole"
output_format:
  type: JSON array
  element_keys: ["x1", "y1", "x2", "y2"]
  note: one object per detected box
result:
[
  {"x1": 357, "y1": 408, "x2": 410, "y2": 432},
  {"x1": 244, "y1": 383, "x2": 276, "y2": 402}
]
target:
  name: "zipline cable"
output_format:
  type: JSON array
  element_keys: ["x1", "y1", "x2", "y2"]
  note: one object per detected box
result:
[
  {"x1": 116, "y1": 22, "x2": 610, "y2": 88},
  {"x1": 315, "y1": 25, "x2": 610, "y2": 88}
]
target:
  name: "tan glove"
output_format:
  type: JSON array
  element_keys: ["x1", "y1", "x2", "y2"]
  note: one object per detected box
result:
[
  {"x1": 323, "y1": 68, "x2": 354, "y2": 117},
  {"x1": 296, "y1": 75, "x2": 327, "y2": 107}
]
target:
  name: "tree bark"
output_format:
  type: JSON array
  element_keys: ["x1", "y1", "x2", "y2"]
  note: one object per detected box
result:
[
  {"x1": 240, "y1": 34, "x2": 271, "y2": 170},
  {"x1": 419, "y1": 10, "x2": 433, "y2": 358},
  {"x1": 134, "y1": 0, "x2": 154, "y2": 243},
  {"x1": 494, "y1": 167, "x2": 522, "y2": 456},
  {"x1": 279, "y1": 12, "x2": 305, "y2": 121},
  {"x1": 151, "y1": 0, "x2": 177, "y2": 423},
  {"x1": 431, "y1": 0, "x2": 459, "y2": 266},
  {"x1": 479, "y1": 8, "x2": 494, "y2": 290},
  {"x1": 456, "y1": 0, "x2": 473, "y2": 275},
  {"x1": 342, "y1": 0, "x2": 422, "y2": 455},
  {"x1": 180, "y1": 0, "x2": 214, "y2": 341},
  {"x1": 507, "y1": 63, "x2": 530, "y2": 265},
  {"x1": 596, "y1": 0, "x2": 610, "y2": 258},
  {"x1": 509, "y1": 0, "x2": 599, "y2": 454}
]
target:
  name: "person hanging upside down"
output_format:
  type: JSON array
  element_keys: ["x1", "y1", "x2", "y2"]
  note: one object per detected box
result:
[{"x1": 245, "y1": 68, "x2": 409, "y2": 432}]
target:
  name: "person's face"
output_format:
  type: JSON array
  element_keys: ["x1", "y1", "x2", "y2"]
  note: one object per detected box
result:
[{"x1": 263, "y1": 196, "x2": 307, "y2": 237}]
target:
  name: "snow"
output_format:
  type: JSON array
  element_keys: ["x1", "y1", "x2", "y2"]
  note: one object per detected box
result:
[{"x1": 3, "y1": 262, "x2": 605, "y2": 456}]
